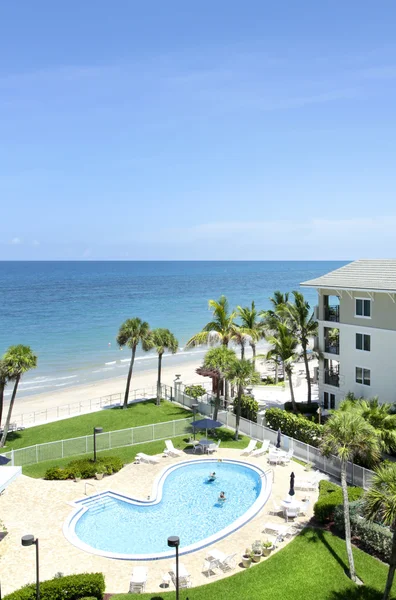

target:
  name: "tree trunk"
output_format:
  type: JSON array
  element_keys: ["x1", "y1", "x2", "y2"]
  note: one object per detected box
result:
[
  {"x1": 0, "y1": 375, "x2": 20, "y2": 448},
  {"x1": 251, "y1": 343, "x2": 256, "y2": 368},
  {"x1": 156, "y1": 352, "x2": 163, "y2": 406},
  {"x1": 287, "y1": 368, "x2": 298, "y2": 413},
  {"x1": 341, "y1": 460, "x2": 356, "y2": 582},
  {"x1": 383, "y1": 525, "x2": 396, "y2": 600},
  {"x1": 240, "y1": 344, "x2": 245, "y2": 359},
  {"x1": 302, "y1": 341, "x2": 312, "y2": 404},
  {"x1": 274, "y1": 362, "x2": 278, "y2": 384},
  {"x1": 234, "y1": 384, "x2": 242, "y2": 440},
  {"x1": 213, "y1": 376, "x2": 222, "y2": 420},
  {"x1": 0, "y1": 381, "x2": 5, "y2": 427},
  {"x1": 123, "y1": 345, "x2": 136, "y2": 409}
]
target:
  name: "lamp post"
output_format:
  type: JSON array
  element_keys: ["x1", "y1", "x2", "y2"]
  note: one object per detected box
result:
[
  {"x1": 167, "y1": 536, "x2": 180, "y2": 600},
  {"x1": 21, "y1": 535, "x2": 39, "y2": 600},
  {"x1": 93, "y1": 426, "x2": 103, "y2": 462},
  {"x1": 316, "y1": 406, "x2": 322, "y2": 425},
  {"x1": 192, "y1": 403, "x2": 199, "y2": 440}
]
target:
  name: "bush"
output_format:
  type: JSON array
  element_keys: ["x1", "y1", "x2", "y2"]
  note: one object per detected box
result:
[
  {"x1": 233, "y1": 394, "x2": 259, "y2": 421},
  {"x1": 44, "y1": 456, "x2": 124, "y2": 480},
  {"x1": 265, "y1": 407, "x2": 323, "y2": 446},
  {"x1": 284, "y1": 401, "x2": 319, "y2": 415},
  {"x1": 313, "y1": 480, "x2": 364, "y2": 524},
  {"x1": 3, "y1": 573, "x2": 105, "y2": 600},
  {"x1": 184, "y1": 384, "x2": 206, "y2": 399},
  {"x1": 334, "y1": 500, "x2": 393, "y2": 563}
]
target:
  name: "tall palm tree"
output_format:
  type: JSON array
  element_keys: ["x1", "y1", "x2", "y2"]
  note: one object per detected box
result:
[
  {"x1": 266, "y1": 323, "x2": 299, "y2": 412},
  {"x1": 143, "y1": 328, "x2": 178, "y2": 406},
  {"x1": 202, "y1": 346, "x2": 237, "y2": 420},
  {"x1": 261, "y1": 291, "x2": 289, "y2": 383},
  {"x1": 340, "y1": 396, "x2": 396, "y2": 454},
  {"x1": 320, "y1": 410, "x2": 380, "y2": 582},
  {"x1": 0, "y1": 345, "x2": 37, "y2": 448},
  {"x1": 364, "y1": 463, "x2": 396, "y2": 600},
  {"x1": 237, "y1": 301, "x2": 264, "y2": 366},
  {"x1": 0, "y1": 358, "x2": 11, "y2": 428},
  {"x1": 230, "y1": 328, "x2": 252, "y2": 359},
  {"x1": 225, "y1": 358, "x2": 260, "y2": 440},
  {"x1": 282, "y1": 291, "x2": 318, "y2": 404},
  {"x1": 186, "y1": 295, "x2": 237, "y2": 348},
  {"x1": 116, "y1": 318, "x2": 150, "y2": 409}
]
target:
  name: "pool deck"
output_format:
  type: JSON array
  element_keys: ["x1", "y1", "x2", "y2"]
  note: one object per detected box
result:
[{"x1": 0, "y1": 449, "x2": 319, "y2": 595}]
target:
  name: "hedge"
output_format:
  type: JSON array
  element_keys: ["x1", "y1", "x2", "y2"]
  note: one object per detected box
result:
[
  {"x1": 313, "y1": 480, "x2": 364, "y2": 524},
  {"x1": 45, "y1": 456, "x2": 124, "y2": 480},
  {"x1": 284, "y1": 401, "x2": 319, "y2": 415},
  {"x1": 3, "y1": 573, "x2": 105, "y2": 600},
  {"x1": 334, "y1": 499, "x2": 393, "y2": 563},
  {"x1": 265, "y1": 407, "x2": 323, "y2": 446}
]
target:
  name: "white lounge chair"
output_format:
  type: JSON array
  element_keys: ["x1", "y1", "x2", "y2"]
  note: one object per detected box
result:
[
  {"x1": 201, "y1": 558, "x2": 218, "y2": 577},
  {"x1": 129, "y1": 567, "x2": 147, "y2": 593},
  {"x1": 268, "y1": 452, "x2": 283, "y2": 465},
  {"x1": 164, "y1": 439, "x2": 183, "y2": 457},
  {"x1": 136, "y1": 452, "x2": 160, "y2": 464},
  {"x1": 251, "y1": 440, "x2": 270, "y2": 457},
  {"x1": 217, "y1": 552, "x2": 237, "y2": 572},
  {"x1": 262, "y1": 522, "x2": 293, "y2": 539},
  {"x1": 268, "y1": 499, "x2": 283, "y2": 516},
  {"x1": 207, "y1": 440, "x2": 221, "y2": 454},
  {"x1": 284, "y1": 506, "x2": 299, "y2": 522},
  {"x1": 280, "y1": 449, "x2": 294, "y2": 465},
  {"x1": 294, "y1": 473, "x2": 319, "y2": 491},
  {"x1": 171, "y1": 563, "x2": 191, "y2": 588},
  {"x1": 240, "y1": 439, "x2": 257, "y2": 456}
]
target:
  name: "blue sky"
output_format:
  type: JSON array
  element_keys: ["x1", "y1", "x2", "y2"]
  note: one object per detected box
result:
[{"x1": 1, "y1": 1, "x2": 396, "y2": 260}]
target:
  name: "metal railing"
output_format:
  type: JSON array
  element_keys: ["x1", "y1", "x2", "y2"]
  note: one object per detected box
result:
[
  {"x1": 324, "y1": 306, "x2": 340, "y2": 322},
  {"x1": 324, "y1": 343, "x2": 340, "y2": 355},
  {"x1": 324, "y1": 370, "x2": 340, "y2": 387}
]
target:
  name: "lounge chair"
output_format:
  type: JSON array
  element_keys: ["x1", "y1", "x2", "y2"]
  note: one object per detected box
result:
[
  {"x1": 294, "y1": 473, "x2": 319, "y2": 491},
  {"x1": 240, "y1": 439, "x2": 257, "y2": 456},
  {"x1": 136, "y1": 452, "x2": 160, "y2": 464},
  {"x1": 251, "y1": 440, "x2": 270, "y2": 457},
  {"x1": 207, "y1": 440, "x2": 221, "y2": 454},
  {"x1": 267, "y1": 452, "x2": 282, "y2": 465},
  {"x1": 164, "y1": 439, "x2": 183, "y2": 457},
  {"x1": 284, "y1": 507, "x2": 299, "y2": 522},
  {"x1": 262, "y1": 522, "x2": 293, "y2": 539},
  {"x1": 268, "y1": 499, "x2": 283, "y2": 516},
  {"x1": 217, "y1": 552, "x2": 237, "y2": 572},
  {"x1": 171, "y1": 563, "x2": 191, "y2": 588},
  {"x1": 201, "y1": 558, "x2": 218, "y2": 577},
  {"x1": 280, "y1": 449, "x2": 293, "y2": 465},
  {"x1": 129, "y1": 566, "x2": 147, "y2": 593}
]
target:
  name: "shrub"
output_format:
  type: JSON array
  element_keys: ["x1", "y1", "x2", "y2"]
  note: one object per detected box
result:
[
  {"x1": 3, "y1": 573, "x2": 105, "y2": 600},
  {"x1": 44, "y1": 456, "x2": 123, "y2": 480},
  {"x1": 265, "y1": 407, "x2": 323, "y2": 446},
  {"x1": 184, "y1": 384, "x2": 206, "y2": 399},
  {"x1": 284, "y1": 401, "x2": 319, "y2": 415},
  {"x1": 233, "y1": 394, "x2": 259, "y2": 421},
  {"x1": 313, "y1": 480, "x2": 364, "y2": 524}
]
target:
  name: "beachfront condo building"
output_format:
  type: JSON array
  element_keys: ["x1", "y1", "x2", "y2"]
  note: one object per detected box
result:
[{"x1": 301, "y1": 259, "x2": 396, "y2": 408}]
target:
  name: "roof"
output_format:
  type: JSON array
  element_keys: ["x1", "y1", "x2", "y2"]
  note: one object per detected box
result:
[{"x1": 301, "y1": 259, "x2": 396, "y2": 292}]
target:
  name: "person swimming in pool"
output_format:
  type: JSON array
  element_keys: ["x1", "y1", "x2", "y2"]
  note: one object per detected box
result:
[
  {"x1": 208, "y1": 471, "x2": 216, "y2": 482},
  {"x1": 219, "y1": 491, "x2": 226, "y2": 501}
]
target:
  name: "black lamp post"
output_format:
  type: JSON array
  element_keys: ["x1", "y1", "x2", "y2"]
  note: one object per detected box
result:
[
  {"x1": 21, "y1": 535, "x2": 39, "y2": 600},
  {"x1": 167, "y1": 535, "x2": 180, "y2": 600},
  {"x1": 192, "y1": 404, "x2": 199, "y2": 440},
  {"x1": 93, "y1": 426, "x2": 103, "y2": 462}
]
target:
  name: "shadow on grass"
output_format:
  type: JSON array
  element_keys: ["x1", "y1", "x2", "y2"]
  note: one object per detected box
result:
[
  {"x1": 3, "y1": 431, "x2": 22, "y2": 443},
  {"x1": 328, "y1": 587, "x2": 383, "y2": 600},
  {"x1": 303, "y1": 527, "x2": 350, "y2": 575}
]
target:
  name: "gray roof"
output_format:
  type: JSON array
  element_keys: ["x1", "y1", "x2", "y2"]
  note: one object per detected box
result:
[{"x1": 301, "y1": 259, "x2": 396, "y2": 292}]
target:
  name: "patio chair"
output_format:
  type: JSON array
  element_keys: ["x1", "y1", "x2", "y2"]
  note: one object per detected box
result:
[
  {"x1": 251, "y1": 440, "x2": 270, "y2": 457},
  {"x1": 164, "y1": 439, "x2": 183, "y2": 457},
  {"x1": 240, "y1": 439, "x2": 257, "y2": 456},
  {"x1": 201, "y1": 558, "x2": 219, "y2": 577},
  {"x1": 299, "y1": 498, "x2": 310, "y2": 516},
  {"x1": 268, "y1": 499, "x2": 283, "y2": 516},
  {"x1": 217, "y1": 552, "x2": 237, "y2": 572},
  {"x1": 136, "y1": 452, "x2": 160, "y2": 464},
  {"x1": 129, "y1": 566, "x2": 147, "y2": 593},
  {"x1": 207, "y1": 440, "x2": 221, "y2": 454},
  {"x1": 171, "y1": 563, "x2": 191, "y2": 588},
  {"x1": 284, "y1": 507, "x2": 299, "y2": 522},
  {"x1": 267, "y1": 453, "x2": 281, "y2": 465},
  {"x1": 280, "y1": 449, "x2": 294, "y2": 465}
]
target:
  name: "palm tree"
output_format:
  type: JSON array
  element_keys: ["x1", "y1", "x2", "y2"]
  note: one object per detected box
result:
[
  {"x1": 320, "y1": 410, "x2": 380, "y2": 582},
  {"x1": 261, "y1": 291, "x2": 289, "y2": 383},
  {"x1": 143, "y1": 328, "x2": 178, "y2": 406},
  {"x1": 0, "y1": 345, "x2": 37, "y2": 448},
  {"x1": 202, "y1": 346, "x2": 237, "y2": 420},
  {"x1": 0, "y1": 358, "x2": 11, "y2": 428},
  {"x1": 116, "y1": 318, "x2": 150, "y2": 409},
  {"x1": 266, "y1": 323, "x2": 299, "y2": 412},
  {"x1": 340, "y1": 396, "x2": 396, "y2": 454},
  {"x1": 237, "y1": 301, "x2": 264, "y2": 366},
  {"x1": 282, "y1": 291, "x2": 318, "y2": 404},
  {"x1": 225, "y1": 358, "x2": 260, "y2": 440},
  {"x1": 364, "y1": 463, "x2": 396, "y2": 600},
  {"x1": 230, "y1": 328, "x2": 252, "y2": 359}
]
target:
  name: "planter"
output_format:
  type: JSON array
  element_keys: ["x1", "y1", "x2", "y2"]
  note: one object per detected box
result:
[
  {"x1": 252, "y1": 552, "x2": 261, "y2": 563},
  {"x1": 242, "y1": 555, "x2": 252, "y2": 568},
  {"x1": 95, "y1": 473, "x2": 104, "y2": 481},
  {"x1": 262, "y1": 546, "x2": 273, "y2": 557},
  {"x1": 74, "y1": 477, "x2": 81, "y2": 483}
]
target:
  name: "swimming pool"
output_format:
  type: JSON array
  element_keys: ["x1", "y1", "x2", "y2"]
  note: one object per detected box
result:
[{"x1": 64, "y1": 459, "x2": 271, "y2": 560}]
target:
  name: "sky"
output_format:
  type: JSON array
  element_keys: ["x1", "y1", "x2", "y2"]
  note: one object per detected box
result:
[{"x1": 1, "y1": 1, "x2": 396, "y2": 260}]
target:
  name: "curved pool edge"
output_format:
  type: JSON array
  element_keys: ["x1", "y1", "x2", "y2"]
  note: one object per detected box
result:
[{"x1": 63, "y1": 458, "x2": 273, "y2": 561}]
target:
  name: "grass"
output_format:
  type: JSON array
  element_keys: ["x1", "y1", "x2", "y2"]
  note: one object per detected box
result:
[
  {"x1": 22, "y1": 428, "x2": 249, "y2": 478},
  {"x1": 111, "y1": 528, "x2": 396, "y2": 600},
  {"x1": 3, "y1": 400, "x2": 192, "y2": 451}
]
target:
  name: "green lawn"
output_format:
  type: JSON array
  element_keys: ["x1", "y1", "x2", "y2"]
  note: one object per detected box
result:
[
  {"x1": 3, "y1": 400, "x2": 192, "y2": 451},
  {"x1": 111, "y1": 528, "x2": 396, "y2": 600},
  {"x1": 22, "y1": 428, "x2": 249, "y2": 478}
]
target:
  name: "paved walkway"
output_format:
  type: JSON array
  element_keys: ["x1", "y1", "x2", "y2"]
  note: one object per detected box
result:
[{"x1": 0, "y1": 449, "x2": 319, "y2": 595}]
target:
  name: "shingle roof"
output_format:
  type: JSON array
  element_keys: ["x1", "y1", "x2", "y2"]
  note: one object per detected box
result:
[{"x1": 301, "y1": 259, "x2": 396, "y2": 292}]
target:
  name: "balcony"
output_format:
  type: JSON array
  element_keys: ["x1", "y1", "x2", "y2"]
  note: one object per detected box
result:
[
  {"x1": 324, "y1": 305, "x2": 339, "y2": 322},
  {"x1": 325, "y1": 343, "x2": 339, "y2": 355},
  {"x1": 324, "y1": 369, "x2": 340, "y2": 387}
]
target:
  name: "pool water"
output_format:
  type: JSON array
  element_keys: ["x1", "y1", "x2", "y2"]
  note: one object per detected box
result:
[{"x1": 71, "y1": 460, "x2": 265, "y2": 558}]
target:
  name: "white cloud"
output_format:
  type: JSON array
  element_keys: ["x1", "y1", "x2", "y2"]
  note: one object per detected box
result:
[{"x1": 10, "y1": 237, "x2": 22, "y2": 245}]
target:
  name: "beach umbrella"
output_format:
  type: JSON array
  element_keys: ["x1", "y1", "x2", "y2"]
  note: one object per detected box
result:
[
  {"x1": 0, "y1": 454, "x2": 11, "y2": 465},
  {"x1": 276, "y1": 428, "x2": 282, "y2": 449},
  {"x1": 192, "y1": 418, "x2": 223, "y2": 438},
  {"x1": 289, "y1": 472, "x2": 295, "y2": 496}
]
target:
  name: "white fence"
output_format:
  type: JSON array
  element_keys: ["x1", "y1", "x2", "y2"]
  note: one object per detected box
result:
[
  {"x1": 4, "y1": 416, "x2": 191, "y2": 467},
  {"x1": 174, "y1": 384, "x2": 374, "y2": 490}
]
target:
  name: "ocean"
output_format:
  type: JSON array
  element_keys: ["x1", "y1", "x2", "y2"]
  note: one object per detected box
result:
[{"x1": 0, "y1": 261, "x2": 346, "y2": 397}]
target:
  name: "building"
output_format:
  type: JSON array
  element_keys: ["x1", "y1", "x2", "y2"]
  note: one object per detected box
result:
[{"x1": 301, "y1": 259, "x2": 396, "y2": 408}]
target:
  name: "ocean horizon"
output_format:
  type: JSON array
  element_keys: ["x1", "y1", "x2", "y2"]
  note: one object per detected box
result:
[{"x1": 0, "y1": 260, "x2": 346, "y2": 398}]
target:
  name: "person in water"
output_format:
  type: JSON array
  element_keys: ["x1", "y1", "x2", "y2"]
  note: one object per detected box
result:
[
  {"x1": 219, "y1": 491, "x2": 226, "y2": 501},
  {"x1": 208, "y1": 471, "x2": 216, "y2": 481}
]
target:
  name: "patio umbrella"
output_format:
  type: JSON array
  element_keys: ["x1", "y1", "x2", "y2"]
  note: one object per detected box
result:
[
  {"x1": 0, "y1": 454, "x2": 11, "y2": 465},
  {"x1": 192, "y1": 418, "x2": 223, "y2": 438},
  {"x1": 276, "y1": 428, "x2": 282, "y2": 449},
  {"x1": 289, "y1": 472, "x2": 295, "y2": 496}
]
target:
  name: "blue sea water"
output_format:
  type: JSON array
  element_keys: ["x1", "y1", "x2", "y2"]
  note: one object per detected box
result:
[{"x1": 0, "y1": 261, "x2": 346, "y2": 397}]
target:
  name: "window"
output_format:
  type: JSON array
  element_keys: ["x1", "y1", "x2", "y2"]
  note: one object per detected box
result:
[
  {"x1": 330, "y1": 393, "x2": 336, "y2": 409},
  {"x1": 356, "y1": 367, "x2": 371, "y2": 386},
  {"x1": 356, "y1": 298, "x2": 371, "y2": 318},
  {"x1": 324, "y1": 392, "x2": 329, "y2": 409},
  {"x1": 356, "y1": 333, "x2": 371, "y2": 351}
]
